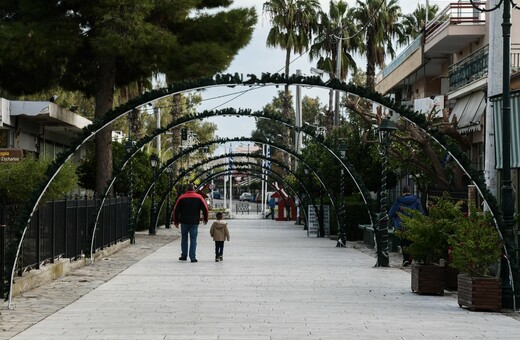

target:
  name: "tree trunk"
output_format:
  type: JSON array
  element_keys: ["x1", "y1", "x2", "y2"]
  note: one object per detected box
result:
[
  {"x1": 327, "y1": 89, "x2": 334, "y2": 131},
  {"x1": 366, "y1": 39, "x2": 375, "y2": 90},
  {"x1": 94, "y1": 57, "x2": 116, "y2": 196}
]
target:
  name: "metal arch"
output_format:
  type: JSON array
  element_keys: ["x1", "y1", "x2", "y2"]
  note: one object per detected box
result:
[
  {"x1": 155, "y1": 170, "x2": 297, "y2": 225},
  {"x1": 158, "y1": 160, "x2": 314, "y2": 224},
  {"x1": 139, "y1": 151, "x2": 335, "y2": 232},
  {"x1": 9, "y1": 72, "x2": 484, "y2": 307},
  {"x1": 195, "y1": 166, "x2": 310, "y2": 221},
  {"x1": 197, "y1": 166, "x2": 312, "y2": 223},
  {"x1": 132, "y1": 138, "x2": 338, "y2": 223},
  {"x1": 121, "y1": 108, "x2": 374, "y2": 227},
  {"x1": 170, "y1": 166, "x2": 309, "y2": 223}
]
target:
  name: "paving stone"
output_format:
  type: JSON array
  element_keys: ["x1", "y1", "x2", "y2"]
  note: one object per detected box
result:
[{"x1": 2, "y1": 220, "x2": 520, "y2": 339}]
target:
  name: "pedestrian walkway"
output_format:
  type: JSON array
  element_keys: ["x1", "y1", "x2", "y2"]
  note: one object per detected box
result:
[{"x1": 3, "y1": 220, "x2": 520, "y2": 339}]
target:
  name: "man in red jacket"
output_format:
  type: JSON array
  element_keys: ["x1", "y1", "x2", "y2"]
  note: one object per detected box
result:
[{"x1": 173, "y1": 183, "x2": 209, "y2": 262}]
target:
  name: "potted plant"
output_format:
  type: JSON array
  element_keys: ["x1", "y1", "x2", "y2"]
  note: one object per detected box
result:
[
  {"x1": 448, "y1": 207, "x2": 503, "y2": 311},
  {"x1": 399, "y1": 194, "x2": 461, "y2": 295}
]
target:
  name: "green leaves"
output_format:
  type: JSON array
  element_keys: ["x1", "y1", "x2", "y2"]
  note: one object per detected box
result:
[
  {"x1": 400, "y1": 194, "x2": 464, "y2": 265},
  {"x1": 0, "y1": 156, "x2": 78, "y2": 204},
  {"x1": 400, "y1": 194, "x2": 502, "y2": 275},
  {"x1": 449, "y1": 209, "x2": 502, "y2": 277}
]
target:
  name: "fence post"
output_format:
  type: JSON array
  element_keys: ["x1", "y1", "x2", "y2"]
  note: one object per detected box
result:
[
  {"x1": 36, "y1": 207, "x2": 41, "y2": 269},
  {"x1": 75, "y1": 197, "x2": 79, "y2": 259},
  {"x1": 64, "y1": 196, "x2": 68, "y2": 257},
  {"x1": 0, "y1": 222, "x2": 6, "y2": 300},
  {"x1": 51, "y1": 200, "x2": 56, "y2": 263}
]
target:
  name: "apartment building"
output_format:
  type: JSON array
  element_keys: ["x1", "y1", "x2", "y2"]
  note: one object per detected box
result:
[
  {"x1": 376, "y1": 1, "x2": 520, "y2": 196},
  {"x1": 0, "y1": 98, "x2": 91, "y2": 161}
]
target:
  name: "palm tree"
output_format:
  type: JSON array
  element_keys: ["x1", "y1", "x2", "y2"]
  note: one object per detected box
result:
[
  {"x1": 309, "y1": 0, "x2": 360, "y2": 130},
  {"x1": 353, "y1": 0, "x2": 405, "y2": 90},
  {"x1": 263, "y1": 0, "x2": 321, "y2": 168},
  {"x1": 263, "y1": 0, "x2": 321, "y2": 87},
  {"x1": 401, "y1": 3, "x2": 439, "y2": 42}
]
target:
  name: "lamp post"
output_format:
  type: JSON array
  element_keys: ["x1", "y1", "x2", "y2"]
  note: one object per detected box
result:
[
  {"x1": 469, "y1": 0, "x2": 518, "y2": 310},
  {"x1": 149, "y1": 153, "x2": 160, "y2": 235},
  {"x1": 125, "y1": 140, "x2": 136, "y2": 244},
  {"x1": 165, "y1": 166, "x2": 172, "y2": 229},
  {"x1": 337, "y1": 140, "x2": 347, "y2": 247},
  {"x1": 375, "y1": 117, "x2": 397, "y2": 267},
  {"x1": 303, "y1": 168, "x2": 310, "y2": 231}
]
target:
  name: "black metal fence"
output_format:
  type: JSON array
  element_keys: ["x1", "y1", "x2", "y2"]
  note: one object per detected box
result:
[{"x1": 0, "y1": 196, "x2": 130, "y2": 299}]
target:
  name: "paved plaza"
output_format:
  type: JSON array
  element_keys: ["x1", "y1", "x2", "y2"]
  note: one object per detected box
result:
[{"x1": 2, "y1": 218, "x2": 520, "y2": 339}]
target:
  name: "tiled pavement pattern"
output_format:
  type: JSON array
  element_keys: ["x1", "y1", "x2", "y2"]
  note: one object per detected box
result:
[{"x1": 2, "y1": 219, "x2": 520, "y2": 339}]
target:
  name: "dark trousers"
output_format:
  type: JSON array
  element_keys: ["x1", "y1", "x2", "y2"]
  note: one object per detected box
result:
[
  {"x1": 266, "y1": 207, "x2": 275, "y2": 219},
  {"x1": 215, "y1": 241, "x2": 224, "y2": 257},
  {"x1": 400, "y1": 237, "x2": 412, "y2": 263}
]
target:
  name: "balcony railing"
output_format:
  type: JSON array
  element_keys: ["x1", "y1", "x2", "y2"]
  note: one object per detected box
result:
[
  {"x1": 425, "y1": 2, "x2": 486, "y2": 44},
  {"x1": 449, "y1": 45, "x2": 488, "y2": 91},
  {"x1": 513, "y1": 43, "x2": 520, "y2": 73},
  {"x1": 380, "y1": 34, "x2": 423, "y2": 80}
]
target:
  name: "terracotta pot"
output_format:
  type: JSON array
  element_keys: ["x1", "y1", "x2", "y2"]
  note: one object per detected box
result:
[
  {"x1": 457, "y1": 274, "x2": 501, "y2": 311},
  {"x1": 411, "y1": 263, "x2": 444, "y2": 295}
]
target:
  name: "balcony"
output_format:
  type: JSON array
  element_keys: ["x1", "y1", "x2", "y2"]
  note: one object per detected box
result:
[
  {"x1": 424, "y1": 2, "x2": 486, "y2": 55},
  {"x1": 449, "y1": 45, "x2": 488, "y2": 92}
]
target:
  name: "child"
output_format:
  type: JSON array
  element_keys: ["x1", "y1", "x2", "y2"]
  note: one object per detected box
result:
[{"x1": 209, "y1": 212, "x2": 230, "y2": 262}]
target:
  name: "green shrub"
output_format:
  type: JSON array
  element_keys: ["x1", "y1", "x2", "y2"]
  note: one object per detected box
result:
[
  {"x1": 399, "y1": 194, "x2": 463, "y2": 264},
  {"x1": 448, "y1": 208, "x2": 502, "y2": 277},
  {"x1": 0, "y1": 156, "x2": 78, "y2": 204}
]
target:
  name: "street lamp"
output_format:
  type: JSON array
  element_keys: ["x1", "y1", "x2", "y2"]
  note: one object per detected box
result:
[
  {"x1": 375, "y1": 117, "x2": 397, "y2": 267},
  {"x1": 125, "y1": 140, "x2": 136, "y2": 244},
  {"x1": 469, "y1": 0, "x2": 518, "y2": 309},
  {"x1": 337, "y1": 140, "x2": 348, "y2": 247},
  {"x1": 165, "y1": 166, "x2": 172, "y2": 229},
  {"x1": 303, "y1": 168, "x2": 310, "y2": 231},
  {"x1": 149, "y1": 153, "x2": 160, "y2": 235}
]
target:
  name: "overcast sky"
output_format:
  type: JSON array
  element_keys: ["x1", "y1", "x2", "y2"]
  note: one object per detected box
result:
[{"x1": 200, "y1": 0, "x2": 452, "y2": 140}]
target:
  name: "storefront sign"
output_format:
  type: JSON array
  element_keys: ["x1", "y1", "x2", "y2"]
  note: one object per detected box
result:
[{"x1": 0, "y1": 149, "x2": 23, "y2": 162}]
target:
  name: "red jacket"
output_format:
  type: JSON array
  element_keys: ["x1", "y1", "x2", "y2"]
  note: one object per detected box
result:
[{"x1": 173, "y1": 190, "x2": 209, "y2": 225}]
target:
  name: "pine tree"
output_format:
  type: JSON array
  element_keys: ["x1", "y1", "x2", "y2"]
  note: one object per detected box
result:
[{"x1": 0, "y1": 0, "x2": 256, "y2": 194}]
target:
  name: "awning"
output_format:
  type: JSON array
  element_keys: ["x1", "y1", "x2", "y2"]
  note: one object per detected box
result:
[
  {"x1": 455, "y1": 92, "x2": 485, "y2": 133},
  {"x1": 450, "y1": 95, "x2": 470, "y2": 126},
  {"x1": 492, "y1": 90, "x2": 520, "y2": 169}
]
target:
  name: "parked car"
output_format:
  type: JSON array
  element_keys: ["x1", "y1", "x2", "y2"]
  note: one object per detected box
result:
[
  {"x1": 239, "y1": 192, "x2": 252, "y2": 201},
  {"x1": 212, "y1": 191, "x2": 221, "y2": 199}
]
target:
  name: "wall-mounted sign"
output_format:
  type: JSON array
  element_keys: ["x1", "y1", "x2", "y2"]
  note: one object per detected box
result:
[{"x1": 0, "y1": 149, "x2": 23, "y2": 162}]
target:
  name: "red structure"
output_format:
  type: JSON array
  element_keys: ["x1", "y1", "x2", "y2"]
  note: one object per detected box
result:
[{"x1": 271, "y1": 191, "x2": 296, "y2": 221}]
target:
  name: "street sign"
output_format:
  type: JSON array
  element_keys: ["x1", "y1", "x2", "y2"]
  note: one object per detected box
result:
[{"x1": 0, "y1": 149, "x2": 23, "y2": 162}]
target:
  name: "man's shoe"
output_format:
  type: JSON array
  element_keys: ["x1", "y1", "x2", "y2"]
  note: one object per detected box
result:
[
  {"x1": 402, "y1": 261, "x2": 410, "y2": 267},
  {"x1": 191, "y1": 258, "x2": 198, "y2": 263},
  {"x1": 215, "y1": 258, "x2": 219, "y2": 262},
  {"x1": 219, "y1": 256, "x2": 223, "y2": 261},
  {"x1": 179, "y1": 256, "x2": 187, "y2": 261}
]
